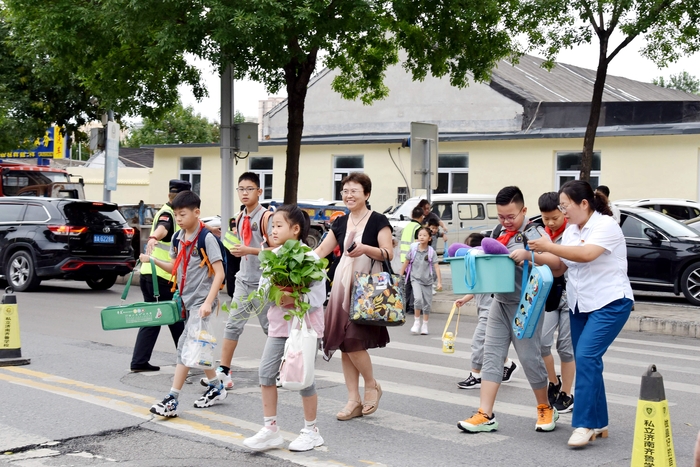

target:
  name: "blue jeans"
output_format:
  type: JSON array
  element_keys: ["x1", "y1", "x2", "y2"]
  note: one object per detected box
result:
[{"x1": 569, "y1": 298, "x2": 633, "y2": 429}]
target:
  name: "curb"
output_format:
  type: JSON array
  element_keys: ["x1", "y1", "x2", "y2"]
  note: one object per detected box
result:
[
  {"x1": 429, "y1": 295, "x2": 700, "y2": 340},
  {"x1": 623, "y1": 315, "x2": 699, "y2": 339}
]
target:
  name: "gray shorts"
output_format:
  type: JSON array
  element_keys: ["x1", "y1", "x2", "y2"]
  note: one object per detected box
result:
[
  {"x1": 224, "y1": 278, "x2": 270, "y2": 341},
  {"x1": 481, "y1": 299, "x2": 548, "y2": 389},
  {"x1": 411, "y1": 279, "x2": 432, "y2": 315},
  {"x1": 259, "y1": 336, "x2": 317, "y2": 397},
  {"x1": 541, "y1": 293, "x2": 574, "y2": 362}
]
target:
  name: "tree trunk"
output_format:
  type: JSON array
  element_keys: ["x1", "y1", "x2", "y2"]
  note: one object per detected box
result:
[
  {"x1": 283, "y1": 47, "x2": 318, "y2": 204},
  {"x1": 580, "y1": 37, "x2": 609, "y2": 183}
]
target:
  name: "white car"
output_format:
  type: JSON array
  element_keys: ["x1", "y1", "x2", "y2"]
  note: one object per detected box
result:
[
  {"x1": 387, "y1": 194, "x2": 499, "y2": 254},
  {"x1": 613, "y1": 198, "x2": 700, "y2": 222}
]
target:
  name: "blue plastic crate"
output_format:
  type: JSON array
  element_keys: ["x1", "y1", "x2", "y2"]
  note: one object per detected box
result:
[{"x1": 446, "y1": 254, "x2": 515, "y2": 294}]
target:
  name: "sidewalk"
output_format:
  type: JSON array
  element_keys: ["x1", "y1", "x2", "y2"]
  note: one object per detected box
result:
[{"x1": 433, "y1": 264, "x2": 700, "y2": 339}]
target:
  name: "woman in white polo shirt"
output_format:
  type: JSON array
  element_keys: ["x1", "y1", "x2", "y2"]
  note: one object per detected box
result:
[{"x1": 527, "y1": 180, "x2": 634, "y2": 448}]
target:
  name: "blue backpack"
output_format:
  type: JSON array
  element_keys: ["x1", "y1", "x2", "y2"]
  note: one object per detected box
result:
[
  {"x1": 172, "y1": 228, "x2": 228, "y2": 288},
  {"x1": 512, "y1": 249, "x2": 553, "y2": 339}
]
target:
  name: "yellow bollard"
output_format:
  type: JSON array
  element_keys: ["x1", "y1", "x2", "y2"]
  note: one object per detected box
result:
[
  {"x1": 631, "y1": 365, "x2": 675, "y2": 466},
  {"x1": 0, "y1": 287, "x2": 31, "y2": 366}
]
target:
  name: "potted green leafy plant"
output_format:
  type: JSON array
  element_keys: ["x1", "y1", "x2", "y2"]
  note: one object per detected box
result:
[{"x1": 223, "y1": 239, "x2": 328, "y2": 321}]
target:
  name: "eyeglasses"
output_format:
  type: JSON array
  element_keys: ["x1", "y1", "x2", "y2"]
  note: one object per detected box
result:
[
  {"x1": 341, "y1": 189, "x2": 363, "y2": 196},
  {"x1": 497, "y1": 209, "x2": 524, "y2": 223},
  {"x1": 236, "y1": 187, "x2": 258, "y2": 193},
  {"x1": 558, "y1": 204, "x2": 570, "y2": 213}
]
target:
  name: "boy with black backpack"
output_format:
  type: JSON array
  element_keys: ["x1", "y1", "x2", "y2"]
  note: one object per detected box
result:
[{"x1": 143, "y1": 190, "x2": 226, "y2": 417}]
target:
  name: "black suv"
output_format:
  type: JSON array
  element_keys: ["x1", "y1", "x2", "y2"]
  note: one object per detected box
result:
[{"x1": 0, "y1": 197, "x2": 135, "y2": 291}]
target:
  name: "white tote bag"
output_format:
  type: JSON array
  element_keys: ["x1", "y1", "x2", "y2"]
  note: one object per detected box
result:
[{"x1": 279, "y1": 316, "x2": 318, "y2": 391}]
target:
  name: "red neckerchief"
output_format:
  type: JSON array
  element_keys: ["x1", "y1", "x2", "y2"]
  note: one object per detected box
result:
[
  {"x1": 545, "y1": 219, "x2": 567, "y2": 241},
  {"x1": 496, "y1": 229, "x2": 518, "y2": 246},
  {"x1": 170, "y1": 221, "x2": 205, "y2": 293}
]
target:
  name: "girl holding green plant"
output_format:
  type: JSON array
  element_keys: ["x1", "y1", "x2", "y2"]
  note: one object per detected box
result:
[{"x1": 243, "y1": 205, "x2": 328, "y2": 453}]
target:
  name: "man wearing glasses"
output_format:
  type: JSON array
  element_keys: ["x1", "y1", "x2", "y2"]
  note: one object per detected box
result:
[
  {"x1": 458, "y1": 186, "x2": 558, "y2": 435},
  {"x1": 208, "y1": 172, "x2": 273, "y2": 390}
]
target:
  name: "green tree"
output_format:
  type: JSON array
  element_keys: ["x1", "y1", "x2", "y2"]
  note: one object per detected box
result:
[
  {"x1": 0, "y1": 11, "x2": 100, "y2": 152},
  {"x1": 4, "y1": 1, "x2": 515, "y2": 203},
  {"x1": 653, "y1": 71, "x2": 700, "y2": 94},
  {"x1": 3, "y1": 1, "x2": 205, "y2": 123},
  {"x1": 124, "y1": 102, "x2": 219, "y2": 147},
  {"x1": 514, "y1": 0, "x2": 700, "y2": 181}
]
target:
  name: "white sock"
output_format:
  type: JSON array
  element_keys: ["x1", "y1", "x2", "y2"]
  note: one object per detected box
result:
[
  {"x1": 304, "y1": 419, "x2": 317, "y2": 431},
  {"x1": 472, "y1": 371, "x2": 481, "y2": 378},
  {"x1": 264, "y1": 415, "x2": 278, "y2": 432},
  {"x1": 504, "y1": 358, "x2": 513, "y2": 367},
  {"x1": 168, "y1": 387, "x2": 180, "y2": 399}
]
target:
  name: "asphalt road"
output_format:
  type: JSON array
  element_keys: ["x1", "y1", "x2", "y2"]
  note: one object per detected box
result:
[{"x1": 1, "y1": 280, "x2": 699, "y2": 466}]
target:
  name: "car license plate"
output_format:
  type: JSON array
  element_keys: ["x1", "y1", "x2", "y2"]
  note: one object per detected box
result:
[{"x1": 94, "y1": 234, "x2": 115, "y2": 244}]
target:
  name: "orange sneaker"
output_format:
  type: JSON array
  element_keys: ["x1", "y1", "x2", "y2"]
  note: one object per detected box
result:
[
  {"x1": 535, "y1": 404, "x2": 559, "y2": 432},
  {"x1": 458, "y1": 409, "x2": 498, "y2": 432}
]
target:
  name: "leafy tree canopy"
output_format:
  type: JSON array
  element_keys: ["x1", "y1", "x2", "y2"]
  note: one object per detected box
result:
[
  {"x1": 653, "y1": 71, "x2": 700, "y2": 94},
  {"x1": 510, "y1": 0, "x2": 700, "y2": 180},
  {"x1": 123, "y1": 102, "x2": 220, "y2": 148}
]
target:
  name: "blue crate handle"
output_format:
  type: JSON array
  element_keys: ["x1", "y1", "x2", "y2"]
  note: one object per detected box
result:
[{"x1": 464, "y1": 253, "x2": 477, "y2": 289}]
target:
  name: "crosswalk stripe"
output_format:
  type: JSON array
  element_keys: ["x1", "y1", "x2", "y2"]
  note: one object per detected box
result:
[
  {"x1": 613, "y1": 337, "x2": 700, "y2": 352},
  {"x1": 449, "y1": 335, "x2": 699, "y2": 362},
  {"x1": 387, "y1": 339, "x2": 695, "y2": 395},
  {"x1": 0, "y1": 368, "x2": 372, "y2": 467},
  {"x1": 0, "y1": 423, "x2": 50, "y2": 452}
]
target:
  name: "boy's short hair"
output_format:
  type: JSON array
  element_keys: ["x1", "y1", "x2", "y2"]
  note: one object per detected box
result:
[
  {"x1": 538, "y1": 192, "x2": 559, "y2": 213},
  {"x1": 425, "y1": 217, "x2": 439, "y2": 227},
  {"x1": 411, "y1": 206, "x2": 423, "y2": 219},
  {"x1": 496, "y1": 186, "x2": 524, "y2": 207},
  {"x1": 418, "y1": 199, "x2": 430, "y2": 209},
  {"x1": 238, "y1": 172, "x2": 261, "y2": 188},
  {"x1": 465, "y1": 232, "x2": 484, "y2": 247},
  {"x1": 172, "y1": 190, "x2": 201, "y2": 210}
]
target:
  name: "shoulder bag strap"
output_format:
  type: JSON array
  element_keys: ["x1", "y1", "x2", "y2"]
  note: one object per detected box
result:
[
  {"x1": 520, "y1": 247, "x2": 532, "y2": 295},
  {"x1": 150, "y1": 258, "x2": 159, "y2": 300},
  {"x1": 120, "y1": 259, "x2": 157, "y2": 301},
  {"x1": 442, "y1": 303, "x2": 461, "y2": 339}
]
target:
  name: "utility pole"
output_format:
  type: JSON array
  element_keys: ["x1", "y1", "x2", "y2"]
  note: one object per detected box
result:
[
  {"x1": 103, "y1": 110, "x2": 119, "y2": 202},
  {"x1": 220, "y1": 64, "x2": 236, "y2": 226}
]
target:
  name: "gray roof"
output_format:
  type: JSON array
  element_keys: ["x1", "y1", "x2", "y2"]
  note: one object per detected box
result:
[
  {"x1": 257, "y1": 121, "x2": 700, "y2": 145},
  {"x1": 491, "y1": 55, "x2": 700, "y2": 104},
  {"x1": 119, "y1": 147, "x2": 154, "y2": 168}
]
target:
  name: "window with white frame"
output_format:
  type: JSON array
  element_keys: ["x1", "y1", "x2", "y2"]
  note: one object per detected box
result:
[
  {"x1": 179, "y1": 157, "x2": 201, "y2": 195},
  {"x1": 556, "y1": 151, "x2": 601, "y2": 190},
  {"x1": 434, "y1": 153, "x2": 469, "y2": 194},
  {"x1": 250, "y1": 156, "x2": 274, "y2": 200},
  {"x1": 333, "y1": 155, "x2": 364, "y2": 201}
]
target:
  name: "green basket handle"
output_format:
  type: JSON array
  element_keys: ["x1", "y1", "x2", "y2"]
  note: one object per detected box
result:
[{"x1": 121, "y1": 258, "x2": 157, "y2": 301}]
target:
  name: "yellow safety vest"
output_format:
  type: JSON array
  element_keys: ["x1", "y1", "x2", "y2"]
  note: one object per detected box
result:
[
  {"x1": 400, "y1": 220, "x2": 422, "y2": 262},
  {"x1": 140, "y1": 203, "x2": 180, "y2": 281}
]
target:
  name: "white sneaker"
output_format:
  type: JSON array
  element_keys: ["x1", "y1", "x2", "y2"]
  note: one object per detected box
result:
[
  {"x1": 243, "y1": 426, "x2": 284, "y2": 451},
  {"x1": 420, "y1": 321, "x2": 429, "y2": 335},
  {"x1": 410, "y1": 319, "x2": 421, "y2": 334},
  {"x1": 568, "y1": 427, "x2": 596, "y2": 447},
  {"x1": 288, "y1": 427, "x2": 324, "y2": 452},
  {"x1": 198, "y1": 367, "x2": 234, "y2": 390}
]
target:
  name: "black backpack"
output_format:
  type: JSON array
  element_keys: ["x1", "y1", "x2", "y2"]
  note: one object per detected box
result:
[{"x1": 172, "y1": 228, "x2": 228, "y2": 288}]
